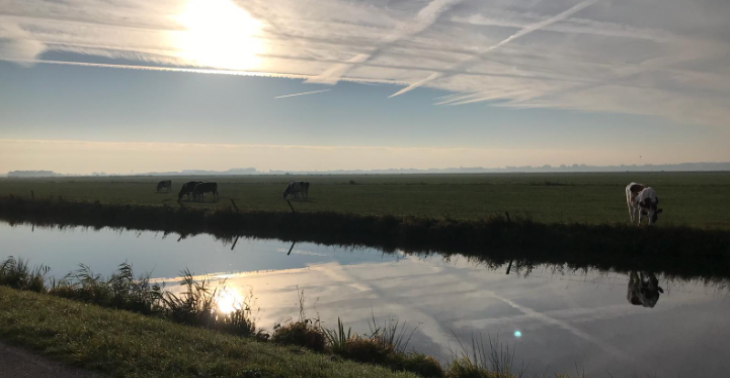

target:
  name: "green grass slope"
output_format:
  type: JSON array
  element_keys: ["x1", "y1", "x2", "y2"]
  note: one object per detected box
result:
[{"x1": 0, "y1": 286, "x2": 418, "y2": 378}]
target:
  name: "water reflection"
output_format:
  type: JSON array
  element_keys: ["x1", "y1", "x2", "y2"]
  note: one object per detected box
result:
[
  {"x1": 627, "y1": 271, "x2": 664, "y2": 308},
  {"x1": 4, "y1": 221, "x2": 730, "y2": 376}
]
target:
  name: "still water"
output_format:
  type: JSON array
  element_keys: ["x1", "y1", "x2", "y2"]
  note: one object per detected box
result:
[{"x1": 2, "y1": 222, "x2": 729, "y2": 377}]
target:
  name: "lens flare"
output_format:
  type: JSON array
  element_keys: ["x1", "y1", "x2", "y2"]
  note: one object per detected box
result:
[
  {"x1": 175, "y1": 0, "x2": 264, "y2": 70},
  {"x1": 514, "y1": 330, "x2": 522, "y2": 338}
]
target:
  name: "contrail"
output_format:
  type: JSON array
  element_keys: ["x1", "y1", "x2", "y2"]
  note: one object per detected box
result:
[
  {"x1": 3, "y1": 58, "x2": 409, "y2": 86},
  {"x1": 275, "y1": 89, "x2": 331, "y2": 99},
  {"x1": 389, "y1": 0, "x2": 599, "y2": 98},
  {"x1": 306, "y1": 0, "x2": 464, "y2": 84}
]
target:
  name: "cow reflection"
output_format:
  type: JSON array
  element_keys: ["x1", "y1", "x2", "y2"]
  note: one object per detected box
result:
[{"x1": 627, "y1": 271, "x2": 664, "y2": 308}]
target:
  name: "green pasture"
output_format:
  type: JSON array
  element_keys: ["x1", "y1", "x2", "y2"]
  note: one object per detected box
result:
[{"x1": 1, "y1": 172, "x2": 728, "y2": 228}]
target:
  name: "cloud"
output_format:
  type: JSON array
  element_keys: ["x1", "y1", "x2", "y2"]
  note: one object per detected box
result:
[
  {"x1": 305, "y1": 0, "x2": 464, "y2": 84},
  {"x1": 275, "y1": 88, "x2": 331, "y2": 99},
  {"x1": 1, "y1": 0, "x2": 729, "y2": 127},
  {"x1": 0, "y1": 20, "x2": 46, "y2": 64},
  {"x1": 388, "y1": 0, "x2": 599, "y2": 98}
]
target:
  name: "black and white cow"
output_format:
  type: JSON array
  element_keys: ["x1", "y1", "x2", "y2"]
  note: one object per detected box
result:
[
  {"x1": 193, "y1": 182, "x2": 219, "y2": 202},
  {"x1": 625, "y1": 182, "x2": 663, "y2": 226},
  {"x1": 178, "y1": 181, "x2": 203, "y2": 200},
  {"x1": 627, "y1": 271, "x2": 663, "y2": 308},
  {"x1": 156, "y1": 180, "x2": 172, "y2": 193},
  {"x1": 283, "y1": 181, "x2": 309, "y2": 199}
]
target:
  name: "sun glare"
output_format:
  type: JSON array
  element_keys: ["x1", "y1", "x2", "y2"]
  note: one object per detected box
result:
[
  {"x1": 175, "y1": 0, "x2": 264, "y2": 70},
  {"x1": 215, "y1": 287, "x2": 243, "y2": 314}
]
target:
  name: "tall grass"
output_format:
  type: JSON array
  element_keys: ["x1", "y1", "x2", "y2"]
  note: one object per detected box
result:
[
  {"x1": 449, "y1": 333, "x2": 523, "y2": 378},
  {"x1": 322, "y1": 317, "x2": 353, "y2": 355},
  {"x1": 0, "y1": 256, "x2": 48, "y2": 293},
  {"x1": 1, "y1": 257, "x2": 267, "y2": 341},
  {"x1": 50, "y1": 262, "x2": 165, "y2": 315},
  {"x1": 368, "y1": 314, "x2": 418, "y2": 354}
]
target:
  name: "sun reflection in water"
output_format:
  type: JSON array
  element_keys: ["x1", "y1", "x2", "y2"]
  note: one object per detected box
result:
[
  {"x1": 215, "y1": 286, "x2": 243, "y2": 314},
  {"x1": 175, "y1": 0, "x2": 264, "y2": 70}
]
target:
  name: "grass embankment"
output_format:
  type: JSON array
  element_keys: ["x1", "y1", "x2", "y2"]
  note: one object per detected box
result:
[
  {"x1": 2, "y1": 172, "x2": 730, "y2": 227},
  {"x1": 0, "y1": 258, "x2": 516, "y2": 378},
  {"x1": 1, "y1": 195, "x2": 730, "y2": 280},
  {"x1": 0, "y1": 286, "x2": 423, "y2": 378}
]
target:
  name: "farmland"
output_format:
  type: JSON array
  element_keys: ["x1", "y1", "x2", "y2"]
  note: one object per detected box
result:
[{"x1": 1, "y1": 172, "x2": 729, "y2": 228}]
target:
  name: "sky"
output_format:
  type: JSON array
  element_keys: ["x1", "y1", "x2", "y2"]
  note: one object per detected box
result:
[{"x1": 1, "y1": 0, "x2": 729, "y2": 174}]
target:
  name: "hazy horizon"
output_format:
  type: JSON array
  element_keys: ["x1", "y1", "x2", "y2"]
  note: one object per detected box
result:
[
  {"x1": 5, "y1": 160, "x2": 730, "y2": 177},
  {"x1": 2, "y1": 0, "x2": 729, "y2": 173}
]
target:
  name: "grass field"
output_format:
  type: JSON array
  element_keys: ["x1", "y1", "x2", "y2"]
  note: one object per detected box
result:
[
  {"x1": 1, "y1": 172, "x2": 730, "y2": 228},
  {"x1": 0, "y1": 286, "x2": 423, "y2": 378}
]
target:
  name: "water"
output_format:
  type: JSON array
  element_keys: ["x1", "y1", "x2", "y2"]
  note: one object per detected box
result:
[{"x1": 2, "y1": 222, "x2": 729, "y2": 377}]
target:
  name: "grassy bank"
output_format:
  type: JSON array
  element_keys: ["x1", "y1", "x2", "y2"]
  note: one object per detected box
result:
[
  {"x1": 0, "y1": 286, "x2": 424, "y2": 378},
  {"x1": 2, "y1": 195, "x2": 730, "y2": 280},
  {"x1": 0, "y1": 260, "x2": 520, "y2": 378},
  {"x1": 2, "y1": 172, "x2": 730, "y2": 228}
]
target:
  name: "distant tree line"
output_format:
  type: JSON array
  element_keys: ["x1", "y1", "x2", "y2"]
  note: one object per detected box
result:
[{"x1": 7, "y1": 170, "x2": 59, "y2": 178}]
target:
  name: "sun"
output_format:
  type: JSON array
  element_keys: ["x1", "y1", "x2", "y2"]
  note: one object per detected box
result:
[{"x1": 175, "y1": 0, "x2": 264, "y2": 70}]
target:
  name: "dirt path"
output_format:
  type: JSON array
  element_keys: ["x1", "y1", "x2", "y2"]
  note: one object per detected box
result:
[{"x1": 0, "y1": 343, "x2": 104, "y2": 378}]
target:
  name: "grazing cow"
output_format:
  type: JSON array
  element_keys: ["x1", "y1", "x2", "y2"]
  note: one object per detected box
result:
[
  {"x1": 283, "y1": 181, "x2": 309, "y2": 199},
  {"x1": 156, "y1": 180, "x2": 172, "y2": 193},
  {"x1": 178, "y1": 181, "x2": 203, "y2": 200},
  {"x1": 627, "y1": 271, "x2": 663, "y2": 308},
  {"x1": 193, "y1": 182, "x2": 219, "y2": 202},
  {"x1": 625, "y1": 182, "x2": 663, "y2": 226}
]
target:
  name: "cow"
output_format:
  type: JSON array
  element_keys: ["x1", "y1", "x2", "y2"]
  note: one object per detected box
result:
[
  {"x1": 283, "y1": 181, "x2": 309, "y2": 199},
  {"x1": 178, "y1": 181, "x2": 203, "y2": 201},
  {"x1": 192, "y1": 182, "x2": 219, "y2": 202},
  {"x1": 625, "y1": 182, "x2": 663, "y2": 226},
  {"x1": 156, "y1": 180, "x2": 172, "y2": 193},
  {"x1": 627, "y1": 271, "x2": 663, "y2": 308}
]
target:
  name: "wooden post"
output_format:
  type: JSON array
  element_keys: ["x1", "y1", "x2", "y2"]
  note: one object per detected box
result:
[
  {"x1": 286, "y1": 200, "x2": 296, "y2": 213},
  {"x1": 505, "y1": 212, "x2": 512, "y2": 274},
  {"x1": 230, "y1": 199, "x2": 239, "y2": 213},
  {"x1": 31, "y1": 190, "x2": 35, "y2": 200},
  {"x1": 177, "y1": 199, "x2": 184, "y2": 208},
  {"x1": 287, "y1": 242, "x2": 296, "y2": 256},
  {"x1": 231, "y1": 236, "x2": 240, "y2": 251}
]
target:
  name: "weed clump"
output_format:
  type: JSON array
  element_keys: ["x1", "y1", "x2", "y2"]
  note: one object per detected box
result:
[
  {"x1": 340, "y1": 337, "x2": 393, "y2": 364},
  {"x1": 0, "y1": 256, "x2": 48, "y2": 293},
  {"x1": 388, "y1": 353, "x2": 445, "y2": 378},
  {"x1": 272, "y1": 321, "x2": 326, "y2": 352},
  {"x1": 447, "y1": 357, "x2": 500, "y2": 378}
]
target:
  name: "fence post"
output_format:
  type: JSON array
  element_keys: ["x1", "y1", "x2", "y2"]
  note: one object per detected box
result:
[
  {"x1": 31, "y1": 190, "x2": 35, "y2": 200},
  {"x1": 230, "y1": 199, "x2": 239, "y2": 213},
  {"x1": 286, "y1": 200, "x2": 296, "y2": 213},
  {"x1": 177, "y1": 199, "x2": 184, "y2": 208},
  {"x1": 506, "y1": 259, "x2": 514, "y2": 275},
  {"x1": 505, "y1": 212, "x2": 513, "y2": 274},
  {"x1": 231, "y1": 236, "x2": 240, "y2": 251}
]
